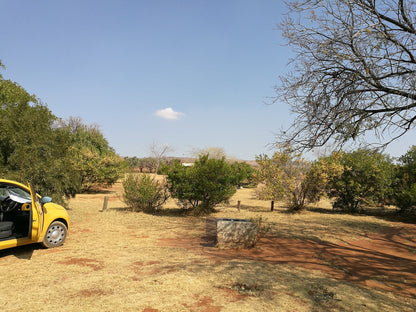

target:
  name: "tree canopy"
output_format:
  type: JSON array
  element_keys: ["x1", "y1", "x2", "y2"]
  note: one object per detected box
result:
[
  {"x1": 256, "y1": 150, "x2": 311, "y2": 211},
  {"x1": 275, "y1": 0, "x2": 416, "y2": 151},
  {"x1": 165, "y1": 155, "x2": 239, "y2": 213},
  {"x1": 325, "y1": 149, "x2": 394, "y2": 212},
  {"x1": 393, "y1": 145, "x2": 416, "y2": 212},
  {"x1": 58, "y1": 116, "x2": 126, "y2": 192},
  {"x1": 0, "y1": 63, "x2": 125, "y2": 201},
  {"x1": 0, "y1": 75, "x2": 80, "y2": 202}
]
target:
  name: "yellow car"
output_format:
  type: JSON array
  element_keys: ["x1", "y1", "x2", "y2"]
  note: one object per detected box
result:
[{"x1": 0, "y1": 179, "x2": 69, "y2": 250}]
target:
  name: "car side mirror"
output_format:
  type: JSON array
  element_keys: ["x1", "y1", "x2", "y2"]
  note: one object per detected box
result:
[{"x1": 41, "y1": 196, "x2": 52, "y2": 204}]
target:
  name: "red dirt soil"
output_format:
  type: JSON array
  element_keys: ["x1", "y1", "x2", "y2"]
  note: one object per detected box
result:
[{"x1": 160, "y1": 224, "x2": 416, "y2": 298}]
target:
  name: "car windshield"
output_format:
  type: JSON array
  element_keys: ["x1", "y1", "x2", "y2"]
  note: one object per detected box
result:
[
  {"x1": 0, "y1": 185, "x2": 31, "y2": 201},
  {"x1": 9, "y1": 190, "x2": 32, "y2": 203}
]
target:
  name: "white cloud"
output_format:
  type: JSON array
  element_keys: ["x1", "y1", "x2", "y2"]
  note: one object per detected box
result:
[{"x1": 154, "y1": 107, "x2": 184, "y2": 120}]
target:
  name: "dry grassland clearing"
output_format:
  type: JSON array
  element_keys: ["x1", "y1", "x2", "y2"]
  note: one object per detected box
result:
[{"x1": 0, "y1": 180, "x2": 415, "y2": 312}]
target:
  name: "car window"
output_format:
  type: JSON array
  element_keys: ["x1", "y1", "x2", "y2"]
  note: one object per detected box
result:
[{"x1": 0, "y1": 184, "x2": 31, "y2": 200}]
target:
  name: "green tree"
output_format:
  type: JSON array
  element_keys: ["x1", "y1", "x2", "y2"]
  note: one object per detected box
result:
[
  {"x1": 256, "y1": 149, "x2": 313, "y2": 211},
  {"x1": 230, "y1": 161, "x2": 256, "y2": 188},
  {"x1": 326, "y1": 149, "x2": 394, "y2": 212},
  {"x1": 139, "y1": 157, "x2": 158, "y2": 173},
  {"x1": 393, "y1": 145, "x2": 416, "y2": 212},
  {"x1": 165, "y1": 155, "x2": 238, "y2": 214},
  {"x1": 303, "y1": 153, "x2": 344, "y2": 204},
  {"x1": 275, "y1": 0, "x2": 416, "y2": 152},
  {"x1": 122, "y1": 173, "x2": 169, "y2": 213},
  {"x1": 0, "y1": 73, "x2": 80, "y2": 202},
  {"x1": 124, "y1": 156, "x2": 140, "y2": 172},
  {"x1": 59, "y1": 117, "x2": 126, "y2": 191}
]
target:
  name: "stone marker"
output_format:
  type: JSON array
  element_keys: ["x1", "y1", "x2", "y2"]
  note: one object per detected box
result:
[{"x1": 206, "y1": 217, "x2": 258, "y2": 249}]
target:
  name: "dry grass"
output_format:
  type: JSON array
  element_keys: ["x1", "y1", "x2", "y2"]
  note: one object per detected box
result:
[{"x1": 0, "y1": 180, "x2": 415, "y2": 312}]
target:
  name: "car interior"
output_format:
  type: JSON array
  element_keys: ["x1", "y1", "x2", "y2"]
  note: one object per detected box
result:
[{"x1": 0, "y1": 184, "x2": 32, "y2": 241}]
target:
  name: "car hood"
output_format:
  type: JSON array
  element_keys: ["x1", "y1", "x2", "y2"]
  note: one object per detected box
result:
[{"x1": 43, "y1": 202, "x2": 67, "y2": 213}]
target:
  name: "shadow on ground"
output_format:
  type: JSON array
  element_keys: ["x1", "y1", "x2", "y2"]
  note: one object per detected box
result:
[
  {"x1": 160, "y1": 221, "x2": 416, "y2": 299},
  {"x1": 0, "y1": 243, "x2": 39, "y2": 260}
]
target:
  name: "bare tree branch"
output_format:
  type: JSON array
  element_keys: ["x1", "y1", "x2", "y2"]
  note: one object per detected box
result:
[{"x1": 275, "y1": 0, "x2": 416, "y2": 151}]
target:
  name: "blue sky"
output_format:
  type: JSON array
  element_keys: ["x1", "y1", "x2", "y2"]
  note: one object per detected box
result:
[{"x1": 0, "y1": 1, "x2": 413, "y2": 160}]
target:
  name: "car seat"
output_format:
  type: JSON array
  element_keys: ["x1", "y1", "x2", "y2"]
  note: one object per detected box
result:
[{"x1": 0, "y1": 221, "x2": 13, "y2": 239}]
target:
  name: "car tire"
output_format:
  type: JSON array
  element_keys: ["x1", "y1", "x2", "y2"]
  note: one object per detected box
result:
[{"x1": 41, "y1": 221, "x2": 67, "y2": 248}]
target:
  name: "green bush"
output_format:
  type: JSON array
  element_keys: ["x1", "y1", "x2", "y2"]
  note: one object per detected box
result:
[
  {"x1": 393, "y1": 146, "x2": 416, "y2": 213},
  {"x1": 325, "y1": 149, "x2": 394, "y2": 212},
  {"x1": 255, "y1": 149, "x2": 312, "y2": 211},
  {"x1": 230, "y1": 162, "x2": 257, "y2": 188},
  {"x1": 59, "y1": 117, "x2": 126, "y2": 192},
  {"x1": 165, "y1": 155, "x2": 238, "y2": 214},
  {"x1": 122, "y1": 173, "x2": 169, "y2": 213},
  {"x1": 395, "y1": 183, "x2": 416, "y2": 213}
]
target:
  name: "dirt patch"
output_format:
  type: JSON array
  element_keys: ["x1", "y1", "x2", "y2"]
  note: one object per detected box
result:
[
  {"x1": 79, "y1": 229, "x2": 93, "y2": 233},
  {"x1": 160, "y1": 224, "x2": 416, "y2": 298},
  {"x1": 43, "y1": 247, "x2": 65, "y2": 254},
  {"x1": 77, "y1": 288, "x2": 114, "y2": 298},
  {"x1": 57, "y1": 257, "x2": 105, "y2": 271},
  {"x1": 128, "y1": 234, "x2": 150, "y2": 239},
  {"x1": 182, "y1": 294, "x2": 222, "y2": 312},
  {"x1": 216, "y1": 286, "x2": 251, "y2": 302},
  {"x1": 131, "y1": 260, "x2": 179, "y2": 280}
]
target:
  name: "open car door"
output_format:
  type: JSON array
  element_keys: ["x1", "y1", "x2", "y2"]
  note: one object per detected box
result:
[{"x1": 28, "y1": 182, "x2": 44, "y2": 240}]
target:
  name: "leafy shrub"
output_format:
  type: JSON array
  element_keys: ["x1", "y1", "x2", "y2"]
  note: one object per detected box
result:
[
  {"x1": 59, "y1": 117, "x2": 126, "y2": 192},
  {"x1": 394, "y1": 184, "x2": 416, "y2": 213},
  {"x1": 75, "y1": 147, "x2": 126, "y2": 192},
  {"x1": 325, "y1": 149, "x2": 394, "y2": 212},
  {"x1": 122, "y1": 173, "x2": 169, "y2": 213},
  {"x1": 230, "y1": 162, "x2": 257, "y2": 188},
  {"x1": 255, "y1": 149, "x2": 312, "y2": 211},
  {"x1": 393, "y1": 146, "x2": 416, "y2": 213},
  {"x1": 165, "y1": 155, "x2": 238, "y2": 214}
]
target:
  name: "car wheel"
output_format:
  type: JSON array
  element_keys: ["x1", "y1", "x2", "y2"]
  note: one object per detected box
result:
[{"x1": 41, "y1": 221, "x2": 67, "y2": 248}]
